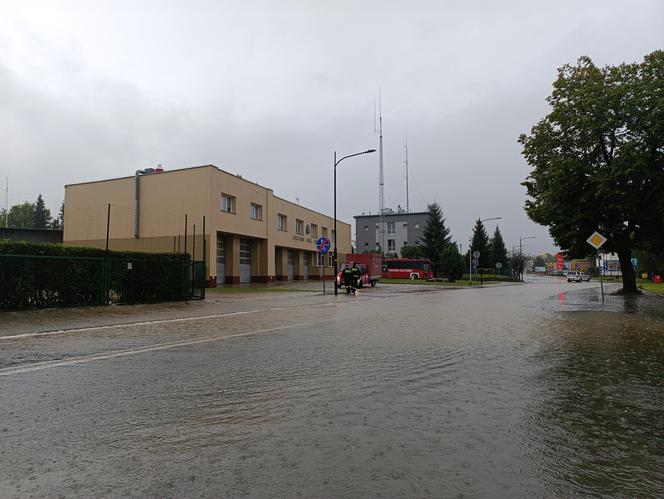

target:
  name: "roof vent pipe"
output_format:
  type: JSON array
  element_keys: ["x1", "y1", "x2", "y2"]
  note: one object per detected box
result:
[{"x1": 134, "y1": 169, "x2": 145, "y2": 238}]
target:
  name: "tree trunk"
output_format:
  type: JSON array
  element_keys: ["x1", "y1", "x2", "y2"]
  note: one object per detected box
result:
[{"x1": 616, "y1": 246, "x2": 638, "y2": 294}]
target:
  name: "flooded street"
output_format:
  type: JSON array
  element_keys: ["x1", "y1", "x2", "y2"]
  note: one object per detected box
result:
[{"x1": 1, "y1": 279, "x2": 663, "y2": 497}]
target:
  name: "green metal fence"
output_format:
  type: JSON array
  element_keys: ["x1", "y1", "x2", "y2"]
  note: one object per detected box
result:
[{"x1": 0, "y1": 254, "x2": 204, "y2": 310}]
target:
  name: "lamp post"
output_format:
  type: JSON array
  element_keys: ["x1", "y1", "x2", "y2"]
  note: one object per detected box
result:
[
  {"x1": 334, "y1": 149, "x2": 376, "y2": 295},
  {"x1": 469, "y1": 216, "x2": 502, "y2": 285},
  {"x1": 519, "y1": 236, "x2": 536, "y2": 281}
]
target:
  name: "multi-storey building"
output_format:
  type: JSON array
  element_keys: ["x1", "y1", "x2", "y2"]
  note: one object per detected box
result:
[
  {"x1": 64, "y1": 165, "x2": 350, "y2": 286},
  {"x1": 354, "y1": 211, "x2": 428, "y2": 256}
]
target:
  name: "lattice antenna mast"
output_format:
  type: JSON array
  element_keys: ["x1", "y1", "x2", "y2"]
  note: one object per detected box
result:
[
  {"x1": 404, "y1": 130, "x2": 409, "y2": 213},
  {"x1": 374, "y1": 90, "x2": 386, "y2": 253},
  {"x1": 4, "y1": 178, "x2": 8, "y2": 228}
]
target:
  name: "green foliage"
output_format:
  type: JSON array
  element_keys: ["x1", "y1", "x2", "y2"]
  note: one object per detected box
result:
[
  {"x1": 33, "y1": 194, "x2": 52, "y2": 229},
  {"x1": 470, "y1": 219, "x2": 491, "y2": 268},
  {"x1": 50, "y1": 201, "x2": 64, "y2": 230},
  {"x1": 400, "y1": 244, "x2": 422, "y2": 259},
  {"x1": 0, "y1": 241, "x2": 191, "y2": 309},
  {"x1": 440, "y1": 244, "x2": 465, "y2": 280},
  {"x1": 519, "y1": 51, "x2": 664, "y2": 293},
  {"x1": 421, "y1": 203, "x2": 451, "y2": 276},
  {"x1": 8, "y1": 202, "x2": 35, "y2": 228},
  {"x1": 489, "y1": 226, "x2": 508, "y2": 270}
]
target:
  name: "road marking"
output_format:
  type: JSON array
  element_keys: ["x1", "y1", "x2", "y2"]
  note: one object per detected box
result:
[
  {"x1": 0, "y1": 320, "x2": 328, "y2": 376},
  {"x1": 0, "y1": 310, "x2": 259, "y2": 341},
  {"x1": 0, "y1": 302, "x2": 344, "y2": 341}
]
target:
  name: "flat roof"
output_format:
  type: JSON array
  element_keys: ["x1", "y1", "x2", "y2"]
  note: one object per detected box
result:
[{"x1": 354, "y1": 211, "x2": 428, "y2": 219}]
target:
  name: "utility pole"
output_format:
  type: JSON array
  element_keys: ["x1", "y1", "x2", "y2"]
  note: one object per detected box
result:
[
  {"x1": 376, "y1": 91, "x2": 386, "y2": 254},
  {"x1": 4, "y1": 178, "x2": 8, "y2": 228}
]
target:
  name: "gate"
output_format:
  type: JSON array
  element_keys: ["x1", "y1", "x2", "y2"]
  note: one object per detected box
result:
[{"x1": 190, "y1": 261, "x2": 206, "y2": 299}]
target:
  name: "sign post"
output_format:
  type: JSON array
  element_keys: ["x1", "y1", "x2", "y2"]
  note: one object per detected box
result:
[
  {"x1": 586, "y1": 231, "x2": 607, "y2": 302},
  {"x1": 316, "y1": 237, "x2": 331, "y2": 295},
  {"x1": 471, "y1": 251, "x2": 480, "y2": 286}
]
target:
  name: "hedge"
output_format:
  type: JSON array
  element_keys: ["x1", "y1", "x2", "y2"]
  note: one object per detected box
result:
[{"x1": 0, "y1": 240, "x2": 192, "y2": 310}]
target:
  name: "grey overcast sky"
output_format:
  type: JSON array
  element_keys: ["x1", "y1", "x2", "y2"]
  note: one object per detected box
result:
[{"x1": 2, "y1": 0, "x2": 663, "y2": 254}]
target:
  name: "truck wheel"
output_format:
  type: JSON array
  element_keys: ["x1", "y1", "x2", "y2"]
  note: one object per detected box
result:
[
  {"x1": 371, "y1": 280, "x2": 376, "y2": 287},
  {"x1": 358, "y1": 281, "x2": 363, "y2": 288}
]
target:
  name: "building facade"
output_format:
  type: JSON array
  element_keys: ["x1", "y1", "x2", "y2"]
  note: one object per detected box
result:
[
  {"x1": 64, "y1": 165, "x2": 350, "y2": 286},
  {"x1": 354, "y1": 211, "x2": 428, "y2": 256}
]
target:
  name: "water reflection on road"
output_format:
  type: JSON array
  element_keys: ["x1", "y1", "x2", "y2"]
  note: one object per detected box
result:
[{"x1": 1, "y1": 280, "x2": 663, "y2": 497}]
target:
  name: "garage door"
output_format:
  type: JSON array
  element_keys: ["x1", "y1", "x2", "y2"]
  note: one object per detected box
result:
[
  {"x1": 287, "y1": 250, "x2": 294, "y2": 280},
  {"x1": 240, "y1": 238, "x2": 252, "y2": 283},
  {"x1": 216, "y1": 234, "x2": 225, "y2": 286}
]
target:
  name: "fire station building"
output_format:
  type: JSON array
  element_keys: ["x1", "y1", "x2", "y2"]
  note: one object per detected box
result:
[{"x1": 63, "y1": 165, "x2": 350, "y2": 286}]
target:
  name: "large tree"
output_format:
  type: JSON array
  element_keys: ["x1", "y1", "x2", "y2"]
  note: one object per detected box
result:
[
  {"x1": 7, "y1": 202, "x2": 35, "y2": 228},
  {"x1": 520, "y1": 51, "x2": 664, "y2": 293},
  {"x1": 33, "y1": 194, "x2": 52, "y2": 229},
  {"x1": 469, "y1": 219, "x2": 491, "y2": 269},
  {"x1": 489, "y1": 226, "x2": 508, "y2": 272},
  {"x1": 420, "y1": 203, "x2": 451, "y2": 276}
]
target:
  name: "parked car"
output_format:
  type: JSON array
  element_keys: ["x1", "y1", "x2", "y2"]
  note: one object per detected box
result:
[{"x1": 567, "y1": 271, "x2": 591, "y2": 282}]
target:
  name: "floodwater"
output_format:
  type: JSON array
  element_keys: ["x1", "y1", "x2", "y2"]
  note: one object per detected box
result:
[{"x1": 1, "y1": 279, "x2": 663, "y2": 497}]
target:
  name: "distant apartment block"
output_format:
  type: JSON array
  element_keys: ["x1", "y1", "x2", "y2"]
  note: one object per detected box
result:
[{"x1": 354, "y1": 210, "x2": 428, "y2": 256}]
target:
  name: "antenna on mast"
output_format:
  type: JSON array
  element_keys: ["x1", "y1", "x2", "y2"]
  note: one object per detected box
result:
[
  {"x1": 404, "y1": 130, "x2": 409, "y2": 213},
  {"x1": 374, "y1": 89, "x2": 386, "y2": 254}
]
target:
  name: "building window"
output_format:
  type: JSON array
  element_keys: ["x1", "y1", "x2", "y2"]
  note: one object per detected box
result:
[
  {"x1": 322, "y1": 227, "x2": 328, "y2": 237},
  {"x1": 277, "y1": 214, "x2": 287, "y2": 231},
  {"x1": 364, "y1": 242, "x2": 369, "y2": 247},
  {"x1": 364, "y1": 225, "x2": 369, "y2": 231},
  {"x1": 310, "y1": 224, "x2": 318, "y2": 238},
  {"x1": 221, "y1": 194, "x2": 235, "y2": 213},
  {"x1": 403, "y1": 241, "x2": 408, "y2": 247},
  {"x1": 296, "y1": 219, "x2": 304, "y2": 235},
  {"x1": 388, "y1": 239, "x2": 396, "y2": 252},
  {"x1": 387, "y1": 222, "x2": 395, "y2": 234},
  {"x1": 250, "y1": 203, "x2": 262, "y2": 220},
  {"x1": 316, "y1": 252, "x2": 327, "y2": 267}
]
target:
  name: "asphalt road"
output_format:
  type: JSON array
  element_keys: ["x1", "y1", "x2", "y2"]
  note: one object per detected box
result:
[{"x1": 1, "y1": 278, "x2": 663, "y2": 497}]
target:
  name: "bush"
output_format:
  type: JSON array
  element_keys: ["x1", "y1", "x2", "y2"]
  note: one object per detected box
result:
[{"x1": 0, "y1": 240, "x2": 191, "y2": 310}]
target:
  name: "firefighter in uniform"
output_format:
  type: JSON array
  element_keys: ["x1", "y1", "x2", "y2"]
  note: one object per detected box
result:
[{"x1": 342, "y1": 263, "x2": 355, "y2": 292}]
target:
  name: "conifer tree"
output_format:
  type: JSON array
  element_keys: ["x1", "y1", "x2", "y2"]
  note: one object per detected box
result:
[
  {"x1": 421, "y1": 203, "x2": 451, "y2": 277},
  {"x1": 489, "y1": 226, "x2": 508, "y2": 272},
  {"x1": 33, "y1": 194, "x2": 52, "y2": 229},
  {"x1": 469, "y1": 219, "x2": 491, "y2": 269}
]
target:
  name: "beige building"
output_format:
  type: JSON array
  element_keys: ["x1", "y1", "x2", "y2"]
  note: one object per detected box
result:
[{"x1": 64, "y1": 165, "x2": 350, "y2": 286}]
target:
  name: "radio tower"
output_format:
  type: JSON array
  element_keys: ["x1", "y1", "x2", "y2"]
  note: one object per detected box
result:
[
  {"x1": 375, "y1": 91, "x2": 386, "y2": 254},
  {"x1": 404, "y1": 130, "x2": 409, "y2": 213}
]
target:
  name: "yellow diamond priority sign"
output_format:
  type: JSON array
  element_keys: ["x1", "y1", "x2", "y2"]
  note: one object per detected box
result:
[{"x1": 586, "y1": 231, "x2": 607, "y2": 250}]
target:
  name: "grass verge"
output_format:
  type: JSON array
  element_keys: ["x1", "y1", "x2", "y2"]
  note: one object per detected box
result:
[
  {"x1": 206, "y1": 286, "x2": 314, "y2": 294},
  {"x1": 637, "y1": 280, "x2": 664, "y2": 295}
]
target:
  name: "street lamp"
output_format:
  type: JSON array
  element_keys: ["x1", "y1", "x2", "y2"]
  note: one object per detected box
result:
[
  {"x1": 334, "y1": 149, "x2": 376, "y2": 295},
  {"x1": 469, "y1": 216, "x2": 502, "y2": 285},
  {"x1": 519, "y1": 236, "x2": 536, "y2": 281}
]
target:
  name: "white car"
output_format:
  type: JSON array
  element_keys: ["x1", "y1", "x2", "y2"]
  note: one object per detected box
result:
[{"x1": 567, "y1": 271, "x2": 590, "y2": 282}]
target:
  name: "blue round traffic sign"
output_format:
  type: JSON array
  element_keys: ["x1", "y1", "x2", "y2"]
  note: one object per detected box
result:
[{"x1": 316, "y1": 237, "x2": 331, "y2": 254}]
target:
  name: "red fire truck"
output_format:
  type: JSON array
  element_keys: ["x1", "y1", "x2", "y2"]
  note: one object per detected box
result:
[
  {"x1": 381, "y1": 258, "x2": 434, "y2": 280},
  {"x1": 337, "y1": 253, "x2": 382, "y2": 288}
]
